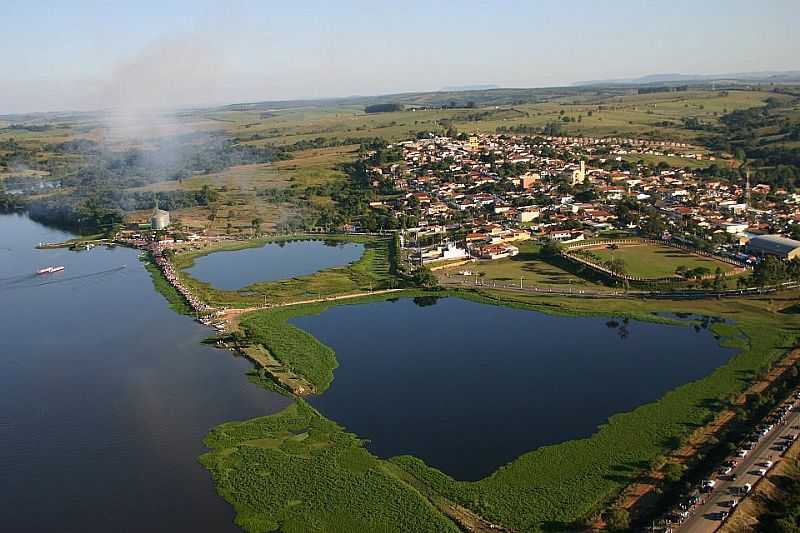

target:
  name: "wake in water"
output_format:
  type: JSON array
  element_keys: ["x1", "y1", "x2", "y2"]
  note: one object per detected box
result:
[{"x1": 0, "y1": 266, "x2": 127, "y2": 291}]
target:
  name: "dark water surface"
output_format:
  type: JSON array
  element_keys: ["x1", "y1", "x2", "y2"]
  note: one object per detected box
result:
[
  {"x1": 0, "y1": 213, "x2": 290, "y2": 533},
  {"x1": 185, "y1": 239, "x2": 364, "y2": 290},
  {"x1": 295, "y1": 297, "x2": 736, "y2": 481}
]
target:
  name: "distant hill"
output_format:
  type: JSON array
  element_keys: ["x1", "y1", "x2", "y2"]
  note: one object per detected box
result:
[
  {"x1": 440, "y1": 84, "x2": 500, "y2": 92},
  {"x1": 218, "y1": 71, "x2": 800, "y2": 114},
  {"x1": 218, "y1": 86, "x2": 613, "y2": 113},
  {"x1": 574, "y1": 70, "x2": 800, "y2": 86}
]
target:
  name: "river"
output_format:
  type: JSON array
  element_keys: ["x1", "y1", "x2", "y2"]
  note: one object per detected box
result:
[{"x1": 0, "y1": 213, "x2": 290, "y2": 533}]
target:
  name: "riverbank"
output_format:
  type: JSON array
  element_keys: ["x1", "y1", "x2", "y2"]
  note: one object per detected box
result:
[{"x1": 205, "y1": 287, "x2": 800, "y2": 532}]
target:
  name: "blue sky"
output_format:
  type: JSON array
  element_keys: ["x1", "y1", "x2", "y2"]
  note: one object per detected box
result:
[{"x1": 2, "y1": 0, "x2": 798, "y2": 113}]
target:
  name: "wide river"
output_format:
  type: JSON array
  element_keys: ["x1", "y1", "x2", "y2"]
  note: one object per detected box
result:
[{"x1": 0, "y1": 213, "x2": 290, "y2": 533}]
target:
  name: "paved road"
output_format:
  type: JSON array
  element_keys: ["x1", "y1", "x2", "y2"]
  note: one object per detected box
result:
[{"x1": 677, "y1": 397, "x2": 800, "y2": 533}]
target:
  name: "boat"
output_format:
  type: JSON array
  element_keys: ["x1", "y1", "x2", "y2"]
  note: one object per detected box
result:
[{"x1": 36, "y1": 266, "x2": 65, "y2": 275}]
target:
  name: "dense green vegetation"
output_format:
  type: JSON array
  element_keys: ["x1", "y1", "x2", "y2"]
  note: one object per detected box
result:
[
  {"x1": 364, "y1": 103, "x2": 403, "y2": 114},
  {"x1": 756, "y1": 457, "x2": 800, "y2": 532},
  {"x1": 200, "y1": 400, "x2": 459, "y2": 533},
  {"x1": 222, "y1": 288, "x2": 800, "y2": 532}
]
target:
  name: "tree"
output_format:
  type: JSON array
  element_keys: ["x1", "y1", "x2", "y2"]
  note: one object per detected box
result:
[
  {"x1": 604, "y1": 508, "x2": 630, "y2": 531},
  {"x1": 540, "y1": 239, "x2": 562, "y2": 258},
  {"x1": 413, "y1": 266, "x2": 439, "y2": 289},
  {"x1": 251, "y1": 217, "x2": 263, "y2": 235},
  {"x1": 688, "y1": 266, "x2": 711, "y2": 281},
  {"x1": 606, "y1": 258, "x2": 627, "y2": 277},
  {"x1": 752, "y1": 256, "x2": 788, "y2": 286},
  {"x1": 663, "y1": 462, "x2": 686, "y2": 483}
]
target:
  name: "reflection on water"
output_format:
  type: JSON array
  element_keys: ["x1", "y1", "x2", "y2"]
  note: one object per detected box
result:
[
  {"x1": 297, "y1": 297, "x2": 736, "y2": 480},
  {"x1": 186, "y1": 239, "x2": 364, "y2": 290}
]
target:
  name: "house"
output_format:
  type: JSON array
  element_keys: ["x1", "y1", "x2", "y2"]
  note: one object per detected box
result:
[
  {"x1": 518, "y1": 207, "x2": 541, "y2": 223},
  {"x1": 719, "y1": 222, "x2": 749, "y2": 235},
  {"x1": 475, "y1": 243, "x2": 519, "y2": 260},
  {"x1": 519, "y1": 172, "x2": 540, "y2": 189}
]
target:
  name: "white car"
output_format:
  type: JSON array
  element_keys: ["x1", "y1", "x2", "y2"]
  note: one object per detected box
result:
[
  {"x1": 757, "y1": 468, "x2": 767, "y2": 476},
  {"x1": 736, "y1": 449, "x2": 748, "y2": 458}
]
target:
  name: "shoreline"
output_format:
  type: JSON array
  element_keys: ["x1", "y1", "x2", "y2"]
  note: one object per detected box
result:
[{"x1": 138, "y1": 235, "x2": 800, "y2": 532}]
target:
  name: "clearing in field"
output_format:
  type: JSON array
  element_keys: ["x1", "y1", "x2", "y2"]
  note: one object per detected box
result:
[{"x1": 588, "y1": 243, "x2": 736, "y2": 279}]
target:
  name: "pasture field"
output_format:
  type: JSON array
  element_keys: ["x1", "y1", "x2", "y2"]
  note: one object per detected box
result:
[
  {"x1": 172, "y1": 234, "x2": 397, "y2": 308},
  {"x1": 588, "y1": 243, "x2": 737, "y2": 279},
  {"x1": 210, "y1": 288, "x2": 800, "y2": 532}
]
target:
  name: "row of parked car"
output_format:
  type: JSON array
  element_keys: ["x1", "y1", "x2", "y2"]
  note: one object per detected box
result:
[{"x1": 658, "y1": 391, "x2": 799, "y2": 529}]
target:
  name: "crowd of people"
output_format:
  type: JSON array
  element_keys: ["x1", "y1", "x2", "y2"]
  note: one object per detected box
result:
[{"x1": 149, "y1": 244, "x2": 214, "y2": 316}]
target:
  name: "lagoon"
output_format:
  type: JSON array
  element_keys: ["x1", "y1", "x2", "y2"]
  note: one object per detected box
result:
[
  {"x1": 294, "y1": 297, "x2": 735, "y2": 480},
  {"x1": 185, "y1": 239, "x2": 364, "y2": 290}
]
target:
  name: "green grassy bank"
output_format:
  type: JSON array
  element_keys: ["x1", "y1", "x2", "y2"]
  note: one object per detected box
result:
[
  {"x1": 141, "y1": 256, "x2": 193, "y2": 315},
  {"x1": 202, "y1": 288, "x2": 800, "y2": 531}
]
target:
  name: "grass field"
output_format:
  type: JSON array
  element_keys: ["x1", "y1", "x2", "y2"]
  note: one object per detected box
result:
[
  {"x1": 172, "y1": 234, "x2": 398, "y2": 308},
  {"x1": 588, "y1": 243, "x2": 737, "y2": 279},
  {"x1": 214, "y1": 287, "x2": 800, "y2": 532},
  {"x1": 442, "y1": 241, "x2": 609, "y2": 290}
]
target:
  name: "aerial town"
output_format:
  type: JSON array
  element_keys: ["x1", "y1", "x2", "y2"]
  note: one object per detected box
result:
[{"x1": 360, "y1": 133, "x2": 800, "y2": 267}]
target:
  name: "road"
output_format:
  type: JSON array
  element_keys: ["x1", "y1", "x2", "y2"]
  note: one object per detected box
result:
[{"x1": 677, "y1": 397, "x2": 800, "y2": 533}]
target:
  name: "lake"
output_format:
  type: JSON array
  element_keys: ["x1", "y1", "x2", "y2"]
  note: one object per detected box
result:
[
  {"x1": 294, "y1": 296, "x2": 736, "y2": 481},
  {"x1": 0, "y1": 213, "x2": 290, "y2": 533},
  {"x1": 185, "y1": 239, "x2": 364, "y2": 290}
]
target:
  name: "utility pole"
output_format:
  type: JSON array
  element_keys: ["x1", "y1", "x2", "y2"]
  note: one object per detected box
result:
[{"x1": 520, "y1": 276, "x2": 524, "y2": 289}]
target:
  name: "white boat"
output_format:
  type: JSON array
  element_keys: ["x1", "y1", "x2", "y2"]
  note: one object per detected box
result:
[{"x1": 37, "y1": 266, "x2": 65, "y2": 275}]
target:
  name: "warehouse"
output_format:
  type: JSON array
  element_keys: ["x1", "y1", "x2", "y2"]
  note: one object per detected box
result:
[{"x1": 746, "y1": 235, "x2": 800, "y2": 260}]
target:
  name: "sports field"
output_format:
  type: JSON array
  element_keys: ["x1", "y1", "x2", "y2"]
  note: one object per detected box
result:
[{"x1": 588, "y1": 243, "x2": 737, "y2": 279}]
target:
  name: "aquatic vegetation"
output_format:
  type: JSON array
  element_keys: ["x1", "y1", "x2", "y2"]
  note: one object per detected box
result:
[{"x1": 200, "y1": 401, "x2": 459, "y2": 533}]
